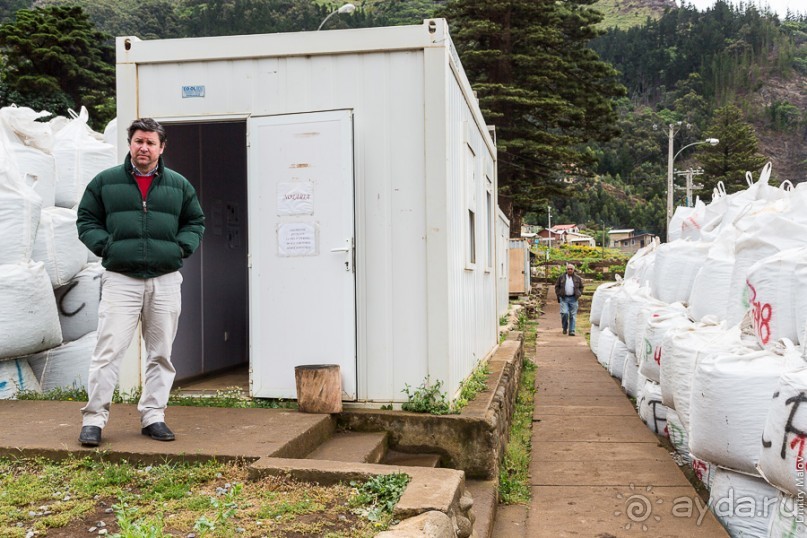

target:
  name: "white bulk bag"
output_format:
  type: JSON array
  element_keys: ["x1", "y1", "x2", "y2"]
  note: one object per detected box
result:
[
  {"x1": 604, "y1": 279, "x2": 640, "y2": 334},
  {"x1": 637, "y1": 302, "x2": 691, "y2": 383},
  {"x1": 0, "y1": 358, "x2": 41, "y2": 399},
  {"x1": 9, "y1": 144, "x2": 57, "y2": 207},
  {"x1": 0, "y1": 105, "x2": 54, "y2": 152},
  {"x1": 637, "y1": 379, "x2": 667, "y2": 434},
  {"x1": 596, "y1": 327, "x2": 617, "y2": 370},
  {"x1": 620, "y1": 351, "x2": 640, "y2": 398},
  {"x1": 54, "y1": 262, "x2": 103, "y2": 342},
  {"x1": 53, "y1": 107, "x2": 116, "y2": 208},
  {"x1": 651, "y1": 239, "x2": 712, "y2": 304},
  {"x1": 666, "y1": 408, "x2": 691, "y2": 465},
  {"x1": 589, "y1": 323, "x2": 600, "y2": 355},
  {"x1": 768, "y1": 493, "x2": 807, "y2": 538},
  {"x1": 675, "y1": 199, "x2": 706, "y2": 241},
  {"x1": 0, "y1": 164, "x2": 42, "y2": 265},
  {"x1": 607, "y1": 338, "x2": 628, "y2": 379},
  {"x1": 689, "y1": 341, "x2": 801, "y2": 475},
  {"x1": 692, "y1": 458, "x2": 715, "y2": 490},
  {"x1": 659, "y1": 322, "x2": 741, "y2": 432},
  {"x1": 624, "y1": 237, "x2": 659, "y2": 281},
  {"x1": 0, "y1": 262, "x2": 62, "y2": 359},
  {"x1": 745, "y1": 247, "x2": 807, "y2": 349},
  {"x1": 709, "y1": 468, "x2": 778, "y2": 538},
  {"x1": 590, "y1": 279, "x2": 622, "y2": 327},
  {"x1": 758, "y1": 367, "x2": 807, "y2": 498},
  {"x1": 687, "y1": 226, "x2": 737, "y2": 321},
  {"x1": 726, "y1": 195, "x2": 807, "y2": 327},
  {"x1": 31, "y1": 207, "x2": 87, "y2": 287},
  {"x1": 28, "y1": 331, "x2": 96, "y2": 392},
  {"x1": 103, "y1": 117, "x2": 117, "y2": 148},
  {"x1": 623, "y1": 289, "x2": 667, "y2": 355}
]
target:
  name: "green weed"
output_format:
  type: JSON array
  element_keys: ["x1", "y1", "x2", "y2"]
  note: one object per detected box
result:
[
  {"x1": 401, "y1": 377, "x2": 452, "y2": 415},
  {"x1": 349, "y1": 473, "x2": 410, "y2": 523}
]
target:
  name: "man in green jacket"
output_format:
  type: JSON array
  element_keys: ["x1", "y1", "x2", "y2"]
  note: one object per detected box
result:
[{"x1": 76, "y1": 118, "x2": 205, "y2": 447}]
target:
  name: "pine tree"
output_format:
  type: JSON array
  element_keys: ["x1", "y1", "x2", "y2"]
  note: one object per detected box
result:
[
  {"x1": 696, "y1": 104, "x2": 767, "y2": 195},
  {"x1": 0, "y1": 6, "x2": 115, "y2": 128},
  {"x1": 439, "y1": 0, "x2": 626, "y2": 234}
]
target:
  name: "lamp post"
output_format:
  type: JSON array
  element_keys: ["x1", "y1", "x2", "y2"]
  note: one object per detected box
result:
[
  {"x1": 317, "y1": 3, "x2": 356, "y2": 30},
  {"x1": 665, "y1": 124, "x2": 719, "y2": 227}
]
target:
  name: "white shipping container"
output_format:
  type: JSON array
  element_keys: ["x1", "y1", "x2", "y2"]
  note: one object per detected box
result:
[{"x1": 116, "y1": 20, "x2": 502, "y2": 402}]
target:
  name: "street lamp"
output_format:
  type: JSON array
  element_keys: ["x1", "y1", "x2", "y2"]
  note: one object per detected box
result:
[
  {"x1": 665, "y1": 123, "x2": 719, "y2": 227},
  {"x1": 317, "y1": 3, "x2": 356, "y2": 31}
]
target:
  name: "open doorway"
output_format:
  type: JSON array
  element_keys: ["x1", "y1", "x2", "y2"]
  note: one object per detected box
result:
[{"x1": 162, "y1": 121, "x2": 249, "y2": 391}]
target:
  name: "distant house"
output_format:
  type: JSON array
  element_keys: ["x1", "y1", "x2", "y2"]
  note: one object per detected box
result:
[
  {"x1": 612, "y1": 232, "x2": 657, "y2": 254},
  {"x1": 550, "y1": 224, "x2": 580, "y2": 235},
  {"x1": 607, "y1": 229, "x2": 634, "y2": 248},
  {"x1": 536, "y1": 229, "x2": 563, "y2": 246},
  {"x1": 565, "y1": 231, "x2": 596, "y2": 247}
]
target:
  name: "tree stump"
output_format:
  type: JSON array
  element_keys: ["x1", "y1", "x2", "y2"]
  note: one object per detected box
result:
[{"x1": 294, "y1": 364, "x2": 343, "y2": 413}]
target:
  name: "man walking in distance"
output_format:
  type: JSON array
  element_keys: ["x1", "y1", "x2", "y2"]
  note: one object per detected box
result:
[
  {"x1": 554, "y1": 263, "x2": 584, "y2": 336},
  {"x1": 76, "y1": 118, "x2": 205, "y2": 447}
]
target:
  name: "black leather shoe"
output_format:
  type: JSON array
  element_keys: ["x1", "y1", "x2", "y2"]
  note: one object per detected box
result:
[
  {"x1": 79, "y1": 426, "x2": 102, "y2": 447},
  {"x1": 141, "y1": 422, "x2": 175, "y2": 441},
  {"x1": 569, "y1": 332, "x2": 576, "y2": 336}
]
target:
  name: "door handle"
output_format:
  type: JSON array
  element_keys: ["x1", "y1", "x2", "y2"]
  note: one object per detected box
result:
[{"x1": 330, "y1": 238, "x2": 354, "y2": 272}]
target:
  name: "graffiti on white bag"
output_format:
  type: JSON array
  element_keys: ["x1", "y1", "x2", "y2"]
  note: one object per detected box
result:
[
  {"x1": 746, "y1": 281, "x2": 773, "y2": 345},
  {"x1": 761, "y1": 390, "x2": 807, "y2": 464}
]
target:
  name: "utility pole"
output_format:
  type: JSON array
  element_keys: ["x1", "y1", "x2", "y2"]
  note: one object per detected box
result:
[
  {"x1": 675, "y1": 168, "x2": 704, "y2": 208},
  {"x1": 666, "y1": 123, "x2": 675, "y2": 228}
]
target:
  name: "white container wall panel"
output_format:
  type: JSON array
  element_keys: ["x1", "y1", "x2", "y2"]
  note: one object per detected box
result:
[
  {"x1": 497, "y1": 210, "x2": 511, "y2": 319},
  {"x1": 444, "y1": 49, "x2": 499, "y2": 397}
]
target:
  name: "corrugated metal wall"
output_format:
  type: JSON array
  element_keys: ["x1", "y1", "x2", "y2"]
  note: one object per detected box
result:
[{"x1": 497, "y1": 210, "x2": 511, "y2": 319}]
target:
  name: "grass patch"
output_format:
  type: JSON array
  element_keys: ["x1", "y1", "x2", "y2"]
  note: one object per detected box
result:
[
  {"x1": 0, "y1": 456, "x2": 395, "y2": 537},
  {"x1": 16, "y1": 386, "x2": 297, "y2": 410}
]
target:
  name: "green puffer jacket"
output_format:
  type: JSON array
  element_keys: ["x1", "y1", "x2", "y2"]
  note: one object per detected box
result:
[{"x1": 76, "y1": 155, "x2": 205, "y2": 278}]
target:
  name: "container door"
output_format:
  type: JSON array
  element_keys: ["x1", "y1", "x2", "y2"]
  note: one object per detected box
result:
[{"x1": 248, "y1": 110, "x2": 356, "y2": 399}]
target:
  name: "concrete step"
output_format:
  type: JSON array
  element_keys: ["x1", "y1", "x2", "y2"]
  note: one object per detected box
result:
[
  {"x1": 466, "y1": 480, "x2": 497, "y2": 538},
  {"x1": 382, "y1": 449, "x2": 442, "y2": 468},
  {"x1": 305, "y1": 431, "x2": 388, "y2": 464}
]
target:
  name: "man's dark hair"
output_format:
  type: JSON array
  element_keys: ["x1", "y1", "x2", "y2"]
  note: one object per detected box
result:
[{"x1": 127, "y1": 118, "x2": 166, "y2": 144}]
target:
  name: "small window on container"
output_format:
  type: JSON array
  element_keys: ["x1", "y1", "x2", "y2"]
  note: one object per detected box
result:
[{"x1": 468, "y1": 209, "x2": 476, "y2": 266}]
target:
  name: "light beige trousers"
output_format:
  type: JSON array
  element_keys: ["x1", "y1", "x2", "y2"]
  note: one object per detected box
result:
[{"x1": 81, "y1": 270, "x2": 182, "y2": 429}]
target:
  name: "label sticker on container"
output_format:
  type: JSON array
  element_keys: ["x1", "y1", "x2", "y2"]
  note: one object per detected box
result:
[
  {"x1": 278, "y1": 222, "x2": 317, "y2": 257},
  {"x1": 277, "y1": 181, "x2": 314, "y2": 216},
  {"x1": 181, "y1": 85, "x2": 205, "y2": 98}
]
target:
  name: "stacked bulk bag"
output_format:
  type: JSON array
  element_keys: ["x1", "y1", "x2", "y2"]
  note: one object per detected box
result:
[
  {"x1": 624, "y1": 237, "x2": 659, "y2": 284},
  {"x1": 591, "y1": 278, "x2": 622, "y2": 329},
  {"x1": 666, "y1": 408, "x2": 691, "y2": 465},
  {"x1": 0, "y1": 106, "x2": 57, "y2": 207},
  {"x1": 687, "y1": 226, "x2": 737, "y2": 321},
  {"x1": 620, "y1": 351, "x2": 640, "y2": 398},
  {"x1": 688, "y1": 340, "x2": 802, "y2": 475},
  {"x1": 758, "y1": 367, "x2": 807, "y2": 498},
  {"x1": 636, "y1": 302, "x2": 690, "y2": 383},
  {"x1": 675, "y1": 199, "x2": 706, "y2": 241},
  {"x1": 28, "y1": 332, "x2": 96, "y2": 392},
  {"x1": 709, "y1": 468, "x2": 779, "y2": 538},
  {"x1": 589, "y1": 323, "x2": 601, "y2": 355},
  {"x1": 0, "y1": 262, "x2": 62, "y2": 359},
  {"x1": 31, "y1": 207, "x2": 87, "y2": 287},
  {"x1": 651, "y1": 239, "x2": 712, "y2": 304},
  {"x1": 637, "y1": 378, "x2": 667, "y2": 434},
  {"x1": 607, "y1": 338, "x2": 629, "y2": 379},
  {"x1": 53, "y1": 107, "x2": 116, "y2": 208},
  {"x1": 692, "y1": 458, "x2": 716, "y2": 490},
  {"x1": 596, "y1": 327, "x2": 617, "y2": 370},
  {"x1": 0, "y1": 158, "x2": 42, "y2": 265},
  {"x1": 659, "y1": 322, "x2": 741, "y2": 432},
  {"x1": 0, "y1": 359, "x2": 41, "y2": 398},
  {"x1": 726, "y1": 191, "x2": 807, "y2": 327},
  {"x1": 54, "y1": 262, "x2": 104, "y2": 342},
  {"x1": 744, "y1": 247, "x2": 807, "y2": 348}
]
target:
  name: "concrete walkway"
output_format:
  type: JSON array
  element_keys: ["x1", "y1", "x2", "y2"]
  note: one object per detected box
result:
[{"x1": 494, "y1": 285, "x2": 728, "y2": 537}]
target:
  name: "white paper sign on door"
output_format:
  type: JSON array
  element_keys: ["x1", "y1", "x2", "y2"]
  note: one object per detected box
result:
[
  {"x1": 277, "y1": 222, "x2": 318, "y2": 256},
  {"x1": 277, "y1": 181, "x2": 314, "y2": 216}
]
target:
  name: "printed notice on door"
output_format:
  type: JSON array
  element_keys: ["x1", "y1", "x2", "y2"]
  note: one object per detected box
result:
[
  {"x1": 278, "y1": 222, "x2": 317, "y2": 256},
  {"x1": 277, "y1": 181, "x2": 314, "y2": 216}
]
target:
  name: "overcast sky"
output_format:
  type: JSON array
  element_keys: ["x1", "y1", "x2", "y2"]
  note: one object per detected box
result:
[{"x1": 679, "y1": 0, "x2": 804, "y2": 18}]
